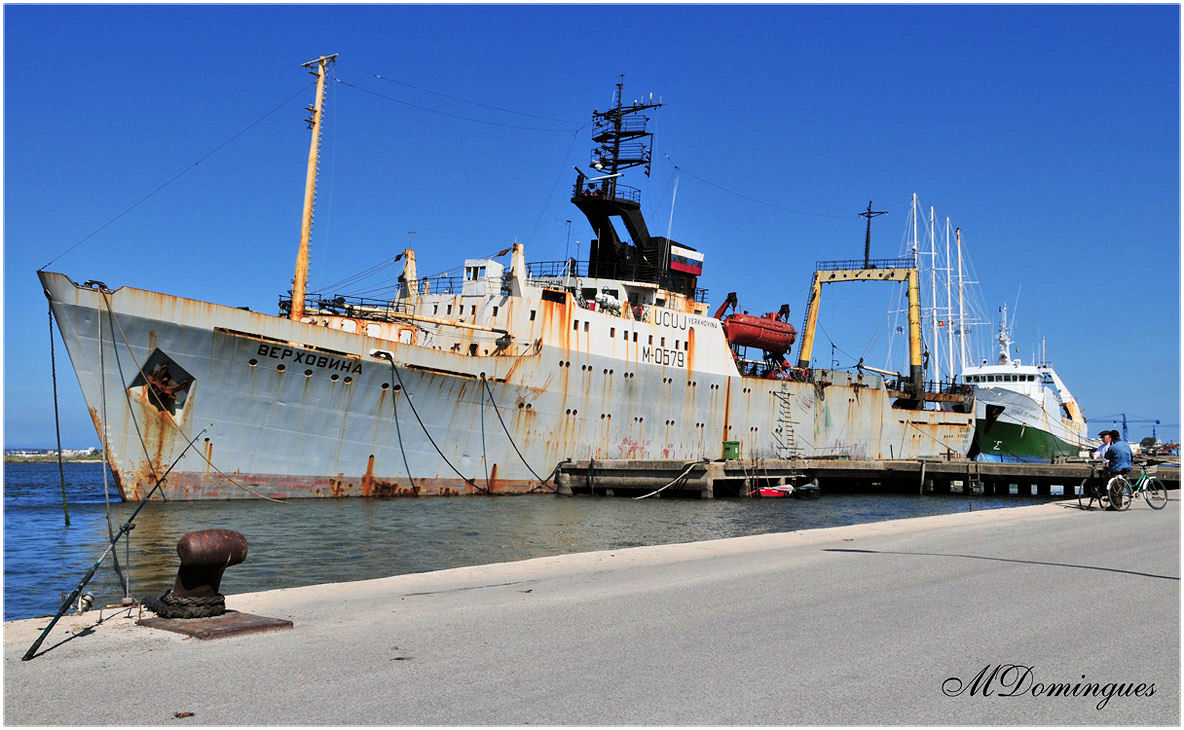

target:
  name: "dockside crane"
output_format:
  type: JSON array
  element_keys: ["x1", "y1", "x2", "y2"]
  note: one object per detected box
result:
[{"x1": 1092, "y1": 413, "x2": 1164, "y2": 442}]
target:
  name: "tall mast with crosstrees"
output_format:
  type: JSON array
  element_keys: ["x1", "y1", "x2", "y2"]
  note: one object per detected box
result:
[{"x1": 290, "y1": 53, "x2": 337, "y2": 321}]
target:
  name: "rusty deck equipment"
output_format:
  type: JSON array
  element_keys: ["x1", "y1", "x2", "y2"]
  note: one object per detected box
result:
[
  {"x1": 556, "y1": 458, "x2": 1180, "y2": 498},
  {"x1": 138, "y1": 611, "x2": 293, "y2": 640}
]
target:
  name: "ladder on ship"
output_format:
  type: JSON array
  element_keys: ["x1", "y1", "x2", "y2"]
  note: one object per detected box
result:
[{"x1": 772, "y1": 383, "x2": 799, "y2": 459}]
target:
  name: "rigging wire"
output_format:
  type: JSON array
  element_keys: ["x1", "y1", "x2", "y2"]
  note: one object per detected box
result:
[
  {"x1": 334, "y1": 77, "x2": 581, "y2": 133},
  {"x1": 525, "y1": 126, "x2": 585, "y2": 246},
  {"x1": 361, "y1": 69, "x2": 583, "y2": 125},
  {"x1": 40, "y1": 82, "x2": 316, "y2": 271},
  {"x1": 656, "y1": 148, "x2": 855, "y2": 220}
]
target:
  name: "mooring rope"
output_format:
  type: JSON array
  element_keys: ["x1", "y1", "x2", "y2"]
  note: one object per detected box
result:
[
  {"x1": 632, "y1": 460, "x2": 708, "y2": 500},
  {"x1": 390, "y1": 390, "x2": 418, "y2": 493},
  {"x1": 97, "y1": 290, "x2": 289, "y2": 503},
  {"x1": 479, "y1": 376, "x2": 565, "y2": 494},
  {"x1": 46, "y1": 303, "x2": 71, "y2": 527},
  {"x1": 480, "y1": 373, "x2": 490, "y2": 492},
  {"x1": 96, "y1": 290, "x2": 162, "y2": 486},
  {"x1": 96, "y1": 297, "x2": 130, "y2": 598},
  {"x1": 378, "y1": 356, "x2": 490, "y2": 495}
]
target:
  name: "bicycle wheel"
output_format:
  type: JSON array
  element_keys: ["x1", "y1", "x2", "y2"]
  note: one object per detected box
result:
[
  {"x1": 1143, "y1": 477, "x2": 1168, "y2": 510},
  {"x1": 1077, "y1": 479, "x2": 1093, "y2": 510},
  {"x1": 1107, "y1": 476, "x2": 1132, "y2": 511}
]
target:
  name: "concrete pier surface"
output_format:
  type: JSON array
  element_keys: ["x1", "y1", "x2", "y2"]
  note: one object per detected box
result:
[{"x1": 4, "y1": 500, "x2": 1178, "y2": 725}]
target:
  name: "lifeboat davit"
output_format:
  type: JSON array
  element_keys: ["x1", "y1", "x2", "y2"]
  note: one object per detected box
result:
[{"x1": 722, "y1": 312, "x2": 797, "y2": 354}]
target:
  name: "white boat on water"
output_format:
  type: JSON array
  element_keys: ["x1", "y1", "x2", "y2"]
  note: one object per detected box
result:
[{"x1": 40, "y1": 58, "x2": 974, "y2": 501}]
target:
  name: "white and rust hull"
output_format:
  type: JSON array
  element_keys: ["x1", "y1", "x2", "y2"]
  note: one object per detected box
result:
[{"x1": 42, "y1": 270, "x2": 974, "y2": 500}]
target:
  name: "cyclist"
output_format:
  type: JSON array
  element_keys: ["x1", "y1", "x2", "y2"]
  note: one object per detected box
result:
[
  {"x1": 1085, "y1": 430, "x2": 1113, "y2": 505},
  {"x1": 1103, "y1": 429, "x2": 1134, "y2": 507},
  {"x1": 1092, "y1": 429, "x2": 1112, "y2": 460}
]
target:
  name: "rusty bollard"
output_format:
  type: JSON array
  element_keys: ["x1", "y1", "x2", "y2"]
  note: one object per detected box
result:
[{"x1": 144, "y1": 529, "x2": 248, "y2": 619}]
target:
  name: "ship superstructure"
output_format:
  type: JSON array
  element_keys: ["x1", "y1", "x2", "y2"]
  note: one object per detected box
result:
[
  {"x1": 40, "y1": 62, "x2": 974, "y2": 500},
  {"x1": 962, "y1": 305, "x2": 1095, "y2": 462}
]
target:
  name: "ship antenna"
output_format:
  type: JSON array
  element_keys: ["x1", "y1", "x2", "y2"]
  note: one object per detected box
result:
[
  {"x1": 290, "y1": 53, "x2": 338, "y2": 322},
  {"x1": 859, "y1": 200, "x2": 887, "y2": 267}
]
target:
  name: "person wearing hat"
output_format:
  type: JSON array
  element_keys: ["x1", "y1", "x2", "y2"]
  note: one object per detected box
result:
[
  {"x1": 1104, "y1": 430, "x2": 1133, "y2": 474},
  {"x1": 1092, "y1": 430, "x2": 1113, "y2": 460},
  {"x1": 1102, "y1": 430, "x2": 1134, "y2": 509}
]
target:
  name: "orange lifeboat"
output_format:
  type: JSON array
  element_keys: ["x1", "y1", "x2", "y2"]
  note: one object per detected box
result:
[{"x1": 723, "y1": 312, "x2": 797, "y2": 354}]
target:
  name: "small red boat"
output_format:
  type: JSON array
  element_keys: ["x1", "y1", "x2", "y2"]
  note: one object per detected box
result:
[{"x1": 754, "y1": 485, "x2": 794, "y2": 498}]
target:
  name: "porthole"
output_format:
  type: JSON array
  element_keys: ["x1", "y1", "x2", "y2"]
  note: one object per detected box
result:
[
  {"x1": 344, "y1": 377, "x2": 353, "y2": 384},
  {"x1": 381, "y1": 383, "x2": 390, "y2": 390},
  {"x1": 276, "y1": 364, "x2": 286, "y2": 372},
  {"x1": 331, "y1": 374, "x2": 339, "y2": 382},
  {"x1": 249, "y1": 359, "x2": 258, "y2": 367}
]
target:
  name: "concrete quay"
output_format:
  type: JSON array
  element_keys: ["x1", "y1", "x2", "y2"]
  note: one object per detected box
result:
[{"x1": 4, "y1": 500, "x2": 1178, "y2": 725}]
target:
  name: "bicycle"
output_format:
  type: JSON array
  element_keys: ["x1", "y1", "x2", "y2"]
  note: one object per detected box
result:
[
  {"x1": 1107, "y1": 460, "x2": 1169, "y2": 511},
  {"x1": 1077, "y1": 464, "x2": 1113, "y2": 511}
]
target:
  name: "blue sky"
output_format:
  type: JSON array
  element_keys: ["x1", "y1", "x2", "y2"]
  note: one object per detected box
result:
[{"x1": 4, "y1": 4, "x2": 1180, "y2": 448}]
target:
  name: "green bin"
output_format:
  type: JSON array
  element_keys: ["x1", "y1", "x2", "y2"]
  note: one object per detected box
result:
[{"x1": 722, "y1": 440, "x2": 740, "y2": 459}]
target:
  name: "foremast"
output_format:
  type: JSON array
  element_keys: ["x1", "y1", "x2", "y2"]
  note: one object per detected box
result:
[{"x1": 290, "y1": 53, "x2": 337, "y2": 322}]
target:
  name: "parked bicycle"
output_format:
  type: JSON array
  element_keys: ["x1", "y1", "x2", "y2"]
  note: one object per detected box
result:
[{"x1": 1106, "y1": 460, "x2": 1169, "y2": 511}]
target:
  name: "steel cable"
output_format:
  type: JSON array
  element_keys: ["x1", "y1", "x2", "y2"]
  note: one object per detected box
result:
[
  {"x1": 381, "y1": 358, "x2": 490, "y2": 495},
  {"x1": 479, "y1": 376, "x2": 566, "y2": 494}
]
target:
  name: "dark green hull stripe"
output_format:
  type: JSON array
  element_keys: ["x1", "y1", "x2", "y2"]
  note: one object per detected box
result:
[{"x1": 972, "y1": 419, "x2": 1083, "y2": 462}]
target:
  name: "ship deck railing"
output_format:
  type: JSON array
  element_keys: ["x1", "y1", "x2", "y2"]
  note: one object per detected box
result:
[
  {"x1": 572, "y1": 182, "x2": 642, "y2": 204},
  {"x1": 815, "y1": 257, "x2": 916, "y2": 271},
  {"x1": 281, "y1": 294, "x2": 418, "y2": 319},
  {"x1": 526, "y1": 260, "x2": 708, "y2": 303}
]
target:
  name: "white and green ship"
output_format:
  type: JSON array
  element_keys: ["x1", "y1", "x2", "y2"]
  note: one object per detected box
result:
[{"x1": 962, "y1": 306, "x2": 1096, "y2": 462}]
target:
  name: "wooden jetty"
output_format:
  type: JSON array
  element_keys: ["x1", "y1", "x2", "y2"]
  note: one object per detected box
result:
[{"x1": 555, "y1": 457, "x2": 1181, "y2": 499}]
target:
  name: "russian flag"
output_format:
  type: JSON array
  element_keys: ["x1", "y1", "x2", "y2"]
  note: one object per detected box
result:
[{"x1": 669, "y1": 244, "x2": 704, "y2": 275}]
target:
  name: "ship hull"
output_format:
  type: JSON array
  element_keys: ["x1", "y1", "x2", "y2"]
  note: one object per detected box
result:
[
  {"x1": 42, "y1": 271, "x2": 974, "y2": 500},
  {"x1": 971, "y1": 386, "x2": 1089, "y2": 463}
]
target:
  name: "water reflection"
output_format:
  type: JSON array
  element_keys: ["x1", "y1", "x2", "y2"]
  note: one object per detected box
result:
[{"x1": 4, "y1": 462, "x2": 1045, "y2": 620}]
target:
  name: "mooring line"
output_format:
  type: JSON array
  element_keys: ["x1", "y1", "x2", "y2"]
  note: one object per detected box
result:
[
  {"x1": 479, "y1": 376, "x2": 565, "y2": 494},
  {"x1": 22, "y1": 428, "x2": 208, "y2": 661},
  {"x1": 377, "y1": 355, "x2": 490, "y2": 495},
  {"x1": 46, "y1": 303, "x2": 71, "y2": 527},
  {"x1": 96, "y1": 289, "x2": 288, "y2": 503}
]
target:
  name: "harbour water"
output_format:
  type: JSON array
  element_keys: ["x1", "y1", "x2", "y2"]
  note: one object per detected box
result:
[{"x1": 4, "y1": 461, "x2": 1047, "y2": 621}]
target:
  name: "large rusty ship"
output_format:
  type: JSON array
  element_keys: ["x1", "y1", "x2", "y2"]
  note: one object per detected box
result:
[{"x1": 40, "y1": 57, "x2": 975, "y2": 500}]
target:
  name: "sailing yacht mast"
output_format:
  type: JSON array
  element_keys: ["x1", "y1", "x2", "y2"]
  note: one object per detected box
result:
[
  {"x1": 956, "y1": 227, "x2": 967, "y2": 371},
  {"x1": 944, "y1": 217, "x2": 954, "y2": 380},
  {"x1": 929, "y1": 205, "x2": 938, "y2": 382},
  {"x1": 290, "y1": 53, "x2": 337, "y2": 322}
]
